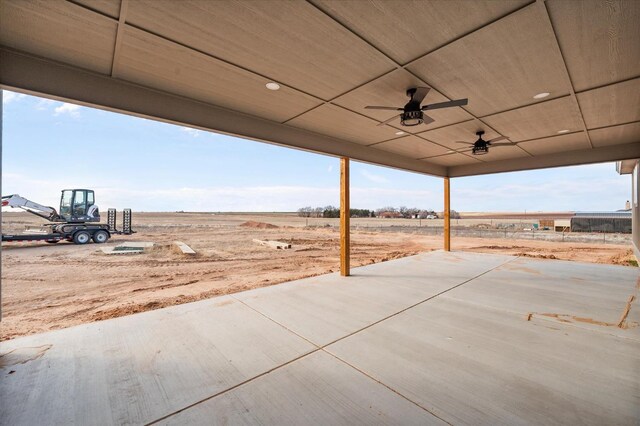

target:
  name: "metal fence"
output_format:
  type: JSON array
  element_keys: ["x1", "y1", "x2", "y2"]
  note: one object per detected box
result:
[{"x1": 344, "y1": 224, "x2": 633, "y2": 245}]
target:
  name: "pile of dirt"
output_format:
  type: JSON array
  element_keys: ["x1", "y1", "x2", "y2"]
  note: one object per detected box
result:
[
  {"x1": 608, "y1": 249, "x2": 638, "y2": 266},
  {"x1": 515, "y1": 252, "x2": 558, "y2": 260},
  {"x1": 239, "y1": 221, "x2": 279, "y2": 229}
]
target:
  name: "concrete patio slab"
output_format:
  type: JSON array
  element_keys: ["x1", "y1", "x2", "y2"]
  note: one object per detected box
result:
[
  {"x1": 0, "y1": 296, "x2": 314, "y2": 425},
  {"x1": 235, "y1": 251, "x2": 514, "y2": 345},
  {"x1": 158, "y1": 351, "x2": 446, "y2": 425},
  {"x1": 326, "y1": 296, "x2": 640, "y2": 425}
]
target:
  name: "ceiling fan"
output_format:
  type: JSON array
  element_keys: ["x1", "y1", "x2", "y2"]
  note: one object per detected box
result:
[
  {"x1": 455, "y1": 131, "x2": 515, "y2": 155},
  {"x1": 365, "y1": 87, "x2": 468, "y2": 127}
]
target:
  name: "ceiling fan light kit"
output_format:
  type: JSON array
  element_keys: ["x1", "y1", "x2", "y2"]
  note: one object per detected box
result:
[
  {"x1": 472, "y1": 143, "x2": 489, "y2": 155},
  {"x1": 401, "y1": 110, "x2": 424, "y2": 126}
]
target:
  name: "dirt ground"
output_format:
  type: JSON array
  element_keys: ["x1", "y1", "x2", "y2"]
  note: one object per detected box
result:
[{"x1": 1, "y1": 212, "x2": 636, "y2": 340}]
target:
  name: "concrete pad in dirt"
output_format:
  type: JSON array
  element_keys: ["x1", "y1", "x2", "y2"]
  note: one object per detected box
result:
[
  {"x1": 117, "y1": 241, "x2": 155, "y2": 248},
  {"x1": 100, "y1": 246, "x2": 144, "y2": 254},
  {"x1": 326, "y1": 296, "x2": 640, "y2": 425},
  {"x1": 0, "y1": 296, "x2": 314, "y2": 425},
  {"x1": 158, "y1": 351, "x2": 446, "y2": 425},
  {"x1": 234, "y1": 251, "x2": 515, "y2": 346}
]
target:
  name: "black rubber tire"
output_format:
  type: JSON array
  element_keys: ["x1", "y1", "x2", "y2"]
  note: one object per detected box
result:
[
  {"x1": 73, "y1": 231, "x2": 91, "y2": 245},
  {"x1": 92, "y1": 230, "x2": 109, "y2": 244}
]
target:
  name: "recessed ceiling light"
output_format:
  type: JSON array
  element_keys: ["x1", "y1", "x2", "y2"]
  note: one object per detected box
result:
[
  {"x1": 265, "y1": 82, "x2": 280, "y2": 91},
  {"x1": 533, "y1": 92, "x2": 550, "y2": 99},
  {"x1": 557, "y1": 129, "x2": 570, "y2": 134},
  {"x1": 395, "y1": 131, "x2": 405, "y2": 135}
]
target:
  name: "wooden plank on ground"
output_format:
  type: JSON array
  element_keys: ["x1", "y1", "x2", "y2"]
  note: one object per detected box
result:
[
  {"x1": 253, "y1": 239, "x2": 291, "y2": 249},
  {"x1": 174, "y1": 241, "x2": 196, "y2": 254}
]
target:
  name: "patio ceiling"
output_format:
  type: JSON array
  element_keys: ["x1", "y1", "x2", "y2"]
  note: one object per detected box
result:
[{"x1": 1, "y1": 0, "x2": 639, "y2": 176}]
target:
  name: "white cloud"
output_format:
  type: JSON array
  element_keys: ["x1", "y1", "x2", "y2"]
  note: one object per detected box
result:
[
  {"x1": 327, "y1": 165, "x2": 333, "y2": 173},
  {"x1": 452, "y1": 176, "x2": 629, "y2": 211},
  {"x1": 2, "y1": 91, "x2": 26, "y2": 105},
  {"x1": 360, "y1": 169, "x2": 389, "y2": 184},
  {"x1": 54, "y1": 103, "x2": 81, "y2": 117},
  {"x1": 180, "y1": 126, "x2": 202, "y2": 137},
  {"x1": 36, "y1": 99, "x2": 56, "y2": 110}
]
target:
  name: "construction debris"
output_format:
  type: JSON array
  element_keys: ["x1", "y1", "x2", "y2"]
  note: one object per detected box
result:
[
  {"x1": 253, "y1": 239, "x2": 291, "y2": 249},
  {"x1": 174, "y1": 241, "x2": 196, "y2": 254},
  {"x1": 119, "y1": 241, "x2": 155, "y2": 248},
  {"x1": 100, "y1": 241, "x2": 154, "y2": 255},
  {"x1": 100, "y1": 246, "x2": 144, "y2": 255}
]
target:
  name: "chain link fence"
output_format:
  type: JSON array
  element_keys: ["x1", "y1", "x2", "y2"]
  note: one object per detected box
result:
[{"x1": 321, "y1": 223, "x2": 632, "y2": 245}]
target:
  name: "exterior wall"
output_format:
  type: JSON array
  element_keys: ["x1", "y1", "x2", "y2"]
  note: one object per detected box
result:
[{"x1": 633, "y1": 162, "x2": 639, "y2": 259}]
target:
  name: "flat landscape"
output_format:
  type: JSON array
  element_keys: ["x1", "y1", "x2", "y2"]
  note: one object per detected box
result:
[{"x1": 1, "y1": 212, "x2": 635, "y2": 340}]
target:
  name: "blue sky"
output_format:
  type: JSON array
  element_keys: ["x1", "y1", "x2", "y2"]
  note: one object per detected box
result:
[{"x1": 1, "y1": 90, "x2": 631, "y2": 212}]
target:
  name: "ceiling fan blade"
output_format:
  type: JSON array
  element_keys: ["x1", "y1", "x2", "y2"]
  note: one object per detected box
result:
[
  {"x1": 455, "y1": 141, "x2": 474, "y2": 145},
  {"x1": 412, "y1": 87, "x2": 431, "y2": 104},
  {"x1": 488, "y1": 135, "x2": 509, "y2": 143},
  {"x1": 490, "y1": 142, "x2": 518, "y2": 147},
  {"x1": 422, "y1": 114, "x2": 435, "y2": 125},
  {"x1": 365, "y1": 106, "x2": 403, "y2": 111},
  {"x1": 377, "y1": 114, "x2": 402, "y2": 126},
  {"x1": 422, "y1": 98, "x2": 468, "y2": 111}
]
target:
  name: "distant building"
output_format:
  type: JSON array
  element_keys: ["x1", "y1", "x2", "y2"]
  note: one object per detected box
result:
[
  {"x1": 554, "y1": 219, "x2": 571, "y2": 232},
  {"x1": 625, "y1": 200, "x2": 631, "y2": 210},
  {"x1": 570, "y1": 211, "x2": 632, "y2": 233}
]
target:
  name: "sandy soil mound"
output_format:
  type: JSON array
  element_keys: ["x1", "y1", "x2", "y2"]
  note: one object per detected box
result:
[{"x1": 240, "y1": 220, "x2": 279, "y2": 229}]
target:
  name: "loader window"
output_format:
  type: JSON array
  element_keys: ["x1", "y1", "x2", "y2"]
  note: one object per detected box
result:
[
  {"x1": 60, "y1": 190, "x2": 73, "y2": 217},
  {"x1": 87, "y1": 191, "x2": 94, "y2": 206},
  {"x1": 74, "y1": 191, "x2": 86, "y2": 215}
]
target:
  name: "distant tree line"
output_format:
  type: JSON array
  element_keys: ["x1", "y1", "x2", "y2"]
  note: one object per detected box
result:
[
  {"x1": 296, "y1": 206, "x2": 374, "y2": 218},
  {"x1": 297, "y1": 206, "x2": 461, "y2": 219}
]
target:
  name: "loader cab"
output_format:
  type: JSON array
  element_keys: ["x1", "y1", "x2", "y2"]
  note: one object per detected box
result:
[{"x1": 59, "y1": 189, "x2": 100, "y2": 223}]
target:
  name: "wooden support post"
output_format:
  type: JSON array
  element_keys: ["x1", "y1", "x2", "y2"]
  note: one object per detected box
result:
[
  {"x1": 444, "y1": 176, "x2": 451, "y2": 252},
  {"x1": 340, "y1": 157, "x2": 350, "y2": 276}
]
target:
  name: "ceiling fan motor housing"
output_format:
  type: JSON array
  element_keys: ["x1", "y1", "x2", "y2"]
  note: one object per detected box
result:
[
  {"x1": 472, "y1": 141, "x2": 489, "y2": 155},
  {"x1": 401, "y1": 110, "x2": 424, "y2": 126}
]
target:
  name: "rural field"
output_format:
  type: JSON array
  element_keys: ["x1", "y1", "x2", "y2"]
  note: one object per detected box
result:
[{"x1": 1, "y1": 212, "x2": 636, "y2": 340}]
